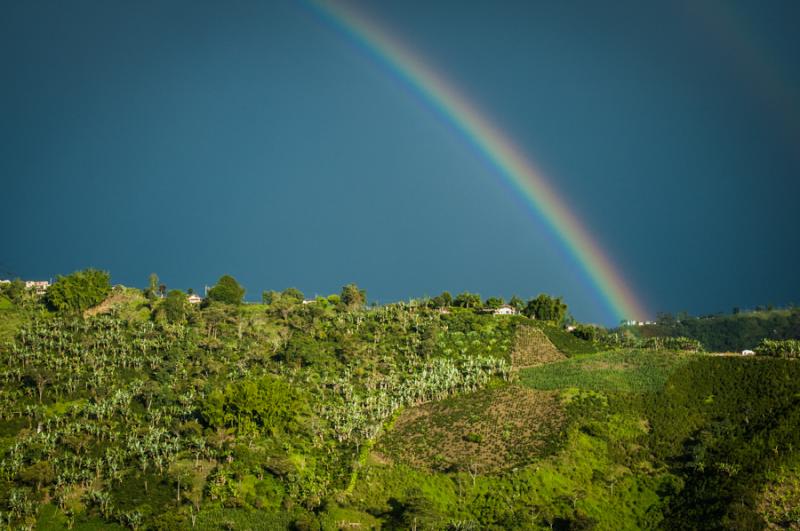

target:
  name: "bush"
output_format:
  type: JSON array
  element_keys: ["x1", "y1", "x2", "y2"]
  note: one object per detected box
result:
[
  {"x1": 45, "y1": 269, "x2": 110, "y2": 313},
  {"x1": 463, "y1": 433, "x2": 483, "y2": 443}
]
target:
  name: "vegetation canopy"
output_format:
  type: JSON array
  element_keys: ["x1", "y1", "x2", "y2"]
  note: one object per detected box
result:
[
  {"x1": 206, "y1": 275, "x2": 245, "y2": 305},
  {"x1": 44, "y1": 268, "x2": 110, "y2": 313},
  {"x1": 0, "y1": 271, "x2": 797, "y2": 529}
]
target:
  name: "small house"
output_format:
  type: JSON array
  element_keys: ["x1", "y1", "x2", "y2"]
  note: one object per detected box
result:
[
  {"x1": 187, "y1": 294, "x2": 203, "y2": 305},
  {"x1": 25, "y1": 280, "x2": 50, "y2": 295},
  {"x1": 492, "y1": 305, "x2": 518, "y2": 316}
]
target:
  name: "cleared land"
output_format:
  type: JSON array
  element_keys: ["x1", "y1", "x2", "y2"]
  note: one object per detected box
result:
[
  {"x1": 376, "y1": 384, "x2": 565, "y2": 474},
  {"x1": 511, "y1": 324, "x2": 565, "y2": 368}
]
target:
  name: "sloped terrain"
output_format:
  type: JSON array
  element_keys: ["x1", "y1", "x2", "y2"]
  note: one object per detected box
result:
[
  {"x1": 376, "y1": 385, "x2": 565, "y2": 474},
  {"x1": 511, "y1": 324, "x2": 565, "y2": 368}
]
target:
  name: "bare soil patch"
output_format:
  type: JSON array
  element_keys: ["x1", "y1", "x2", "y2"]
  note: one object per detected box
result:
[
  {"x1": 376, "y1": 385, "x2": 565, "y2": 474},
  {"x1": 512, "y1": 325, "x2": 565, "y2": 368}
]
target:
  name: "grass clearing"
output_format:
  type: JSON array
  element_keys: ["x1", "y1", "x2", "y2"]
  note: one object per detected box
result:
[
  {"x1": 530, "y1": 321, "x2": 598, "y2": 356},
  {"x1": 519, "y1": 350, "x2": 698, "y2": 394},
  {"x1": 377, "y1": 384, "x2": 565, "y2": 474}
]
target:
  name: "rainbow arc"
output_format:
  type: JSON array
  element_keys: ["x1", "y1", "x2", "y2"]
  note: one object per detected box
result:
[{"x1": 309, "y1": 0, "x2": 648, "y2": 322}]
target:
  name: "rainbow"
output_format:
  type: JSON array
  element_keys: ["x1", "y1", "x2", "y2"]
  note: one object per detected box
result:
[{"x1": 307, "y1": 0, "x2": 648, "y2": 322}]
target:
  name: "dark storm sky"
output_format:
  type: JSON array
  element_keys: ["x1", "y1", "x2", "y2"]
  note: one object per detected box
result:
[{"x1": 2, "y1": 0, "x2": 799, "y2": 324}]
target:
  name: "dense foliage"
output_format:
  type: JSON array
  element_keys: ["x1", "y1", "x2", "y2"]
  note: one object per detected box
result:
[
  {"x1": 637, "y1": 307, "x2": 800, "y2": 351},
  {"x1": 45, "y1": 269, "x2": 111, "y2": 313},
  {"x1": 0, "y1": 286, "x2": 514, "y2": 529},
  {"x1": 523, "y1": 294, "x2": 568, "y2": 323},
  {"x1": 206, "y1": 275, "x2": 245, "y2": 305},
  {"x1": 0, "y1": 279, "x2": 797, "y2": 529},
  {"x1": 754, "y1": 338, "x2": 800, "y2": 358}
]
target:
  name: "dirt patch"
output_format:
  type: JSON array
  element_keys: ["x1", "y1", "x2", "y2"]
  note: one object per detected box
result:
[
  {"x1": 84, "y1": 288, "x2": 145, "y2": 318},
  {"x1": 512, "y1": 325, "x2": 565, "y2": 368},
  {"x1": 377, "y1": 385, "x2": 565, "y2": 474}
]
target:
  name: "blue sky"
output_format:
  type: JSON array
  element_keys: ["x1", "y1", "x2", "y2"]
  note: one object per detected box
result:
[{"x1": 2, "y1": 0, "x2": 799, "y2": 324}]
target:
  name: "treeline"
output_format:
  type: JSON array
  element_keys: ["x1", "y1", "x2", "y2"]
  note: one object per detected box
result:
[
  {"x1": 635, "y1": 308, "x2": 800, "y2": 351},
  {"x1": 570, "y1": 324, "x2": 703, "y2": 352},
  {"x1": 754, "y1": 338, "x2": 800, "y2": 358},
  {"x1": 427, "y1": 291, "x2": 569, "y2": 322}
]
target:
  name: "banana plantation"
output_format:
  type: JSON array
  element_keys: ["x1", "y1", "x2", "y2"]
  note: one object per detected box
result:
[{"x1": 0, "y1": 286, "x2": 516, "y2": 529}]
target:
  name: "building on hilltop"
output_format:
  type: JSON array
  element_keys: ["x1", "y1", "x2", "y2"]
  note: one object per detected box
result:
[
  {"x1": 187, "y1": 293, "x2": 203, "y2": 305},
  {"x1": 622, "y1": 319, "x2": 656, "y2": 326},
  {"x1": 25, "y1": 280, "x2": 50, "y2": 295},
  {"x1": 492, "y1": 305, "x2": 518, "y2": 316}
]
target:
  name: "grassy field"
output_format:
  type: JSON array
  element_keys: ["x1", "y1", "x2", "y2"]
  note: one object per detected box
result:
[
  {"x1": 518, "y1": 349, "x2": 699, "y2": 394},
  {"x1": 530, "y1": 321, "x2": 599, "y2": 356}
]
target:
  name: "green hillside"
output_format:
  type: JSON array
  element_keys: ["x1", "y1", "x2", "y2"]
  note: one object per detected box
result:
[
  {"x1": 0, "y1": 275, "x2": 798, "y2": 529},
  {"x1": 634, "y1": 307, "x2": 800, "y2": 351}
]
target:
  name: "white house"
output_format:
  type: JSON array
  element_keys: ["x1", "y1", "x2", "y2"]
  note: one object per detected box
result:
[
  {"x1": 741, "y1": 349, "x2": 755, "y2": 356},
  {"x1": 187, "y1": 294, "x2": 203, "y2": 305},
  {"x1": 25, "y1": 280, "x2": 50, "y2": 295},
  {"x1": 492, "y1": 305, "x2": 518, "y2": 316}
]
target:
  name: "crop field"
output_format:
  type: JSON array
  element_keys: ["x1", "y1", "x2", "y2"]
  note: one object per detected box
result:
[
  {"x1": 376, "y1": 384, "x2": 565, "y2": 474},
  {"x1": 518, "y1": 349, "x2": 699, "y2": 394},
  {"x1": 510, "y1": 325, "x2": 564, "y2": 368}
]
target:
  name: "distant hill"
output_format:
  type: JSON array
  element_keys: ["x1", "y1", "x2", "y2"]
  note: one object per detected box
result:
[{"x1": 633, "y1": 308, "x2": 800, "y2": 351}]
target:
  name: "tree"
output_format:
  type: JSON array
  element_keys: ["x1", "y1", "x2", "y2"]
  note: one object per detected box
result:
[
  {"x1": 265, "y1": 290, "x2": 301, "y2": 323},
  {"x1": 19, "y1": 462, "x2": 54, "y2": 491},
  {"x1": 282, "y1": 287, "x2": 304, "y2": 302},
  {"x1": 509, "y1": 295, "x2": 525, "y2": 312},
  {"x1": 45, "y1": 269, "x2": 111, "y2": 313},
  {"x1": 429, "y1": 291, "x2": 453, "y2": 308},
  {"x1": 206, "y1": 275, "x2": 245, "y2": 305},
  {"x1": 340, "y1": 283, "x2": 366, "y2": 309},
  {"x1": 454, "y1": 292, "x2": 481, "y2": 309},
  {"x1": 163, "y1": 290, "x2": 188, "y2": 323},
  {"x1": 0, "y1": 279, "x2": 26, "y2": 304},
  {"x1": 145, "y1": 273, "x2": 159, "y2": 300},
  {"x1": 523, "y1": 294, "x2": 567, "y2": 323},
  {"x1": 401, "y1": 489, "x2": 443, "y2": 530},
  {"x1": 484, "y1": 296, "x2": 505, "y2": 309}
]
